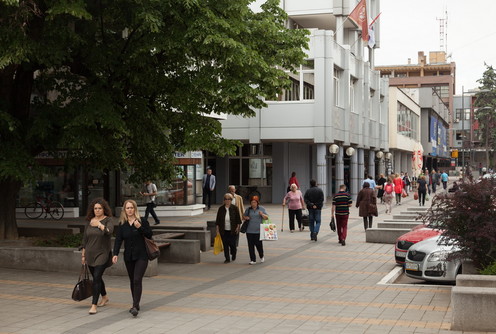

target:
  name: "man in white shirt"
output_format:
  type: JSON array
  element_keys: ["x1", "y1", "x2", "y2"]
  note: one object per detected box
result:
[{"x1": 141, "y1": 180, "x2": 160, "y2": 225}]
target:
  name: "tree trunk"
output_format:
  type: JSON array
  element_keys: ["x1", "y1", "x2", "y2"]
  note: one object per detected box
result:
[{"x1": 0, "y1": 179, "x2": 21, "y2": 240}]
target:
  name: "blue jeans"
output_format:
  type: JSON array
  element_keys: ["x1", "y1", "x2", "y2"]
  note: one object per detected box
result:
[{"x1": 308, "y1": 208, "x2": 321, "y2": 237}]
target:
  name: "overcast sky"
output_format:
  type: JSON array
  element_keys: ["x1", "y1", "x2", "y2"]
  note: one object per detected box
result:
[{"x1": 374, "y1": 0, "x2": 496, "y2": 94}]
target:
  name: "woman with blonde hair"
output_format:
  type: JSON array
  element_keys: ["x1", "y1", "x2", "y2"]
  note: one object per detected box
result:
[{"x1": 112, "y1": 199, "x2": 153, "y2": 317}]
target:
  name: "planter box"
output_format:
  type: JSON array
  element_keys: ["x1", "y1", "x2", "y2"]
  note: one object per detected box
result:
[
  {"x1": 451, "y1": 274, "x2": 496, "y2": 332},
  {"x1": 0, "y1": 246, "x2": 157, "y2": 276}
]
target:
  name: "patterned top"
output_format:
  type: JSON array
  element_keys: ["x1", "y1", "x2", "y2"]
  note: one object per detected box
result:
[{"x1": 332, "y1": 191, "x2": 352, "y2": 216}]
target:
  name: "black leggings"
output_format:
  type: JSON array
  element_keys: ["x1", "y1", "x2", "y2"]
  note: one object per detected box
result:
[
  {"x1": 288, "y1": 209, "x2": 303, "y2": 230},
  {"x1": 88, "y1": 264, "x2": 108, "y2": 305},
  {"x1": 363, "y1": 216, "x2": 373, "y2": 230},
  {"x1": 418, "y1": 190, "x2": 426, "y2": 206},
  {"x1": 125, "y1": 259, "x2": 148, "y2": 309}
]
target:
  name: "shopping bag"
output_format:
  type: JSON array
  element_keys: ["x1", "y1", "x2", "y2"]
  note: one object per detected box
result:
[
  {"x1": 401, "y1": 189, "x2": 408, "y2": 197},
  {"x1": 71, "y1": 264, "x2": 93, "y2": 301},
  {"x1": 301, "y1": 209, "x2": 309, "y2": 226},
  {"x1": 259, "y1": 219, "x2": 278, "y2": 241},
  {"x1": 213, "y1": 234, "x2": 223, "y2": 255},
  {"x1": 413, "y1": 192, "x2": 419, "y2": 200},
  {"x1": 425, "y1": 193, "x2": 430, "y2": 201}
]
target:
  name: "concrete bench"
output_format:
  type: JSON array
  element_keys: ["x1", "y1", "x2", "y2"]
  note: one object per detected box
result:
[
  {"x1": 0, "y1": 246, "x2": 157, "y2": 277},
  {"x1": 377, "y1": 221, "x2": 422, "y2": 230},
  {"x1": 67, "y1": 224, "x2": 86, "y2": 233},
  {"x1": 155, "y1": 239, "x2": 201, "y2": 264},
  {"x1": 392, "y1": 214, "x2": 419, "y2": 220},
  {"x1": 365, "y1": 228, "x2": 411, "y2": 244},
  {"x1": 153, "y1": 229, "x2": 210, "y2": 252},
  {"x1": 451, "y1": 285, "x2": 496, "y2": 331},
  {"x1": 18, "y1": 227, "x2": 80, "y2": 237}
]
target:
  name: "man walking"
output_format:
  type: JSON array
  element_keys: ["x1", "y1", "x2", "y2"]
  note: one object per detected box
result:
[
  {"x1": 141, "y1": 180, "x2": 160, "y2": 225},
  {"x1": 202, "y1": 168, "x2": 216, "y2": 210},
  {"x1": 441, "y1": 170, "x2": 449, "y2": 191},
  {"x1": 304, "y1": 179, "x2": 324, "y2": 242},
  {"x1": 228, "y1": 185, "x2": 245, "y2": 221},
  {"x1": 332, "y1": 184, "x2": 352, "y2": 246}
]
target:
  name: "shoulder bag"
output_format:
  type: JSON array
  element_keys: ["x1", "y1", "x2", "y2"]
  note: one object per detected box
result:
[
  {"x1": 71, "y1": 264, "x2": 93, "y2": 301},
  {"x1": 144, "y1": 236, "x2": 160, "y2": 261},
  {"x1": 329, "y1": 216, "x2": 336, "y2": 232}
]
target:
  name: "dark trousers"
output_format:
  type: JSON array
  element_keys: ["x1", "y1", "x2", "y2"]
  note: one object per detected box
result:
[
  {"x1": 395, "y1": 193, "x2": 402, "y2": 204},
  {"x1": 144, "y1": 203, "x2": 159, "y2": 224},
  {"x1": 443, "y1": 181, "x2": 447, "y2": 190},
  {"x1": 418, "y1": 190, "x2": 426, "y2": 206},
  {"x1": 124, "y1": 259, "x2": 148, "y2": 309},
  {"x1": 88, "y1": 264, "x2": 108, "y2": 305},
  {"x1": 288, "y1": 209, "x2": 302, "y2": 230},
  {"x1": 221, "y1": 231, "x2": 237, "y2": 261},
  {"x1": 363, "y1": 216, "x2": 373, "y2": 230},
  {"x1": 203, "y1": 187, "x2": 212, "y2": 209},
  {"x1": 246, "y1": 233, "x2": 264, "y2": 262},
  {"x1": 432, "y1": 182, "x2": 437, "y2": 193},
  {"x1": 336, "y1": 214, "x2": 349, "y2": 241}
]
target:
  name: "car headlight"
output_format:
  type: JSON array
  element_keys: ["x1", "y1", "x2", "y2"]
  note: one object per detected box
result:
[{"x1": 427, "y1": 251, "x2": 448, "y2": 262}]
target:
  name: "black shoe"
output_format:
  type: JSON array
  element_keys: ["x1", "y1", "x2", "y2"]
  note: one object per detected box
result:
[
  {"x1": 341, "y1": 240, "x2": 346, "y2": 246},
  {"x1": 224, "y1": 259, "x2": 230, "y2": 263},
  {"x1": 130, "y1": 307, "x2": 139, "y2": 317},
  {"x1": 310, "y1": 232, "x2": 315, "y2": 241},
  {"x1": 314, "y1": 234, "x2": 318, "y2": 242},
  {"x1": 338, "y1": 239, "x2": 343, "y2": 244},
  {"x1": 154, "y1": 221, "x2": 160, "y2": 225},
  {"x1": 232, "y1": 254, "x2": 236, "y2": 261}
]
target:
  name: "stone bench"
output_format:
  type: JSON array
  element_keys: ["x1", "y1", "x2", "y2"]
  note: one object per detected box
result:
[
  {"x1": 18, "y1": 227, "x2": 80, "y2": 237},
  {"x1": 456, "y1": 274, "x2": 496, "y2": 287},
  {"x1": 376, "y1": 221, "x2": 422, "y2": 230},
  {"x1": 451, "y1": 277, "x2": 496, "y2": 332},
  {"x1": 365, "y1": 228, "x2": 411, "y2": 244},
  {"x1": 0, "y1": 246, "x2": 157, "y2": 277},
  {"x1": 153, "y1": 229, "x2": 211, "y2": 252},
  {"x1": 155, "y1": 239, "x2": 201, "y2": 264}
]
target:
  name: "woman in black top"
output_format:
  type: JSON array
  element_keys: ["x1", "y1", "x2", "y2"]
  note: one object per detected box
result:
[
  {"x1": 417, "y1": 175, "x2": 428, "y2": 206},
  {"x1": 112, "y1": 199, "x2": 152, "y2": 317},
  {"x1": 376, "y1": 174, "x2": 387, "y2": 203}
]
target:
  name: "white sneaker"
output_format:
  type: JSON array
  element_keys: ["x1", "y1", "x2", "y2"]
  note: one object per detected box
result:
[
  {"x1": 249, "y1": 261, "x2": 256, "y2": 265},
  {"x1": 260, "y1": 257, "x2": 265, "y2": 263}
]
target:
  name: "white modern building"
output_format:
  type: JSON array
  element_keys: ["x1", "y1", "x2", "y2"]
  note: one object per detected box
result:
[{"x1": 211, "y1": 0, "x2": 389, "y2": 202}]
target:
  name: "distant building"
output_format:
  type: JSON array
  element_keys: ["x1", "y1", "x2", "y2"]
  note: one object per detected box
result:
[{"x1": 376, "y1": 51, "x2": 455, "y2": 171}]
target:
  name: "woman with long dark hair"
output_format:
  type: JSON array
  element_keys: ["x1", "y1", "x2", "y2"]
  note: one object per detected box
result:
[{"x1": 81, "y1": 198, "x2": 114, "y2": 315}]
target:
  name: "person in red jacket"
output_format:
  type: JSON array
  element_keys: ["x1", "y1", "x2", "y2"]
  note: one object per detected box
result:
[{"x1": 393, "y1": 173, "x2": 404, "y2": 205}]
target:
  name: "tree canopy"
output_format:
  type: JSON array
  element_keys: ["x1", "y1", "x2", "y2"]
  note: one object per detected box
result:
[
  {"x1": 0, "y1": 0, "x2": 309, "y2": 239},
  {"x1": 474, "y1": 64, "x2": 496, "y2": 168}
]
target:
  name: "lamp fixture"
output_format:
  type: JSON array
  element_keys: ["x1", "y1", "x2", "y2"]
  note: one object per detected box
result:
[
  {"x1": 376, "y1": 151, "x2": 384, "y2": 159},
  {"x1": 346, "y1": 147, "x2": 355, "y2": 156}
]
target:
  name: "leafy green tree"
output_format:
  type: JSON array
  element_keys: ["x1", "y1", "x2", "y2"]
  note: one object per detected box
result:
[
  {"x1": 474, "y1": 64, "x2": 496, "y2": 168},
  {"x1": 0, "y1": 0, "x2": 309, "y2": 239}
]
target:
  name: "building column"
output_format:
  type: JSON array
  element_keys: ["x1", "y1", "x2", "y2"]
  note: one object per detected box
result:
[
  {"x1": 358, "y1": 148, "x2": 365, "y2": 182},
  {"x1": 336, "y1": 147, "x2": 344, "y2": 193},
  {"x1": 351, "y1": 150, "x2": 359, "y2": 200},
  {"x1": 369, "y1": 151, "x2": 376, "y2": 179},
  {"x1": 316, "y1": 144, "x2": 327, "y2": 200}
]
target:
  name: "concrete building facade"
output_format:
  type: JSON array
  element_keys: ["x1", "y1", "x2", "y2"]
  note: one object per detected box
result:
[{"x1": 217, "y1": 0, "x2": 389, "y2": 202}]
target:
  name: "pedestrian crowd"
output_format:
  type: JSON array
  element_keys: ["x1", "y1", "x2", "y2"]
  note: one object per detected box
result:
[{"x1": 78, "y1": 168, "x2": 451, "y2": 317}]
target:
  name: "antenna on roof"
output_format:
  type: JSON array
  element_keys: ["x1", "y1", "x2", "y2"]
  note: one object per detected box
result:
[{"x1": 436, "y1": 8, "x2": 448, "y2": 53}]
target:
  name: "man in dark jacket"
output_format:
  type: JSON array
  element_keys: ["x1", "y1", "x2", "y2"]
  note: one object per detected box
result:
[{"x1": 304, "y1": 179, "x2": 324, "y2": 242}]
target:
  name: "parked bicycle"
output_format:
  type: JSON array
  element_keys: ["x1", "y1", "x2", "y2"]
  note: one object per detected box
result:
[{"x1": 24, "y1": 193, "x2": 65, "y2": 220}]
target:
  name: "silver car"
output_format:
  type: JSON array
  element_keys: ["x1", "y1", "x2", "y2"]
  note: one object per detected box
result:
[{"x1": 404, "y1": 235, "x2": 462, "y2": 282}]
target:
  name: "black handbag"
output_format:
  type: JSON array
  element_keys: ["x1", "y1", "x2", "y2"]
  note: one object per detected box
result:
[
  {"x1": 329, "y1": 217, "x2": 336, "y2": 232},
  {"x1": 144, "y1": 236, "x2": 160, "y2": 260},
  {"x1": 240, "y1": 220, "x2": 249, "y2": 233},
  {"x1": 72, "y1": 264, "x2": 93, "y2": 301}
]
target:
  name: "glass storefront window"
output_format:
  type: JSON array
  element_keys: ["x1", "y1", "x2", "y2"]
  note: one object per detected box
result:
[{"x1": 17, "y1": 167, "x2": 78, "y2": 207}]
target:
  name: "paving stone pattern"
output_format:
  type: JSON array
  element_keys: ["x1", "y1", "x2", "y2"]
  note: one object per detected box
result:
[{"x1": 1, "y1": 181, "x2": 481, "y2": 333}]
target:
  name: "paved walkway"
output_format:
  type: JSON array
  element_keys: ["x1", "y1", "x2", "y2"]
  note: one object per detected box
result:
[{"x1": 1, "y1": 183, "x2": 483, "y2": 333}]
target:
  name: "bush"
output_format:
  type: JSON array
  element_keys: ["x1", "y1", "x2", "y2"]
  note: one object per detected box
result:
[
  {"x1": 424, "y1": 178, "x2": 496, "y2": 270},
  {"x1": 480, "y1": 262, "x2": 496, "y2": 275},
  {"x1": 34, "y1": 233, "x2": 83, "y2": 248}
]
